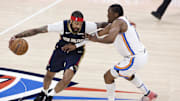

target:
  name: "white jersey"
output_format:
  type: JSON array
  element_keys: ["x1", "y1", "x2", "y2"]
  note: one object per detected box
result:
[{"x1": 114, "y1": 16, "x2": 145, "y2": 57}]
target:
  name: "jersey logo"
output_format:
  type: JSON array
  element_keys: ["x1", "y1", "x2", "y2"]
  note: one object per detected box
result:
[{"x1": 64, "y1": 32, "x2": 72, "y2": 34}]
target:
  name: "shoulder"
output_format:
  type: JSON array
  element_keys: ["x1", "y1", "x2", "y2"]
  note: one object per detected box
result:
[
  {"x1": 63, "y1": 20, "x2": 70, "y2": 24},
  {"x1": 111, "y1": 19, "x2": 128, "y2": 33},
  {"x1": 85, "y1": 21, "x2": 97, "y2": 33},
  {"x1": 47, "y1": 21, "x2": 64, "y2": 32},
  {"x1": 85, "y1": 21, "x2": 96, "y2": 26},
  {"x1": 113, "y1": 19, "x2": 127, "y2": 26}
]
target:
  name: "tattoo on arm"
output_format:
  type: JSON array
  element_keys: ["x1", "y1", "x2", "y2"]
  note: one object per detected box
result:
[{"x1": 15, "y1": 26, "x2": 48, "y2": 38}]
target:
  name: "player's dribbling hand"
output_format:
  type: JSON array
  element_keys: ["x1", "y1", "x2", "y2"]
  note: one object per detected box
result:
[
  {"x1": 61, "y1": 43, "x2": 76, "y2": 53},
  {"x1": 9, "y1": 36, "x2": 16, "y2": 49}
]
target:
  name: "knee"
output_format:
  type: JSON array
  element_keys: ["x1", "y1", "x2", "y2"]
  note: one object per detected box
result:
[
  {"x1": 104, "y1": 72, "x2": 108, "y2": 81},
  {"x1": 104, "y1": 71, "x2": 114, "y2": 84},
  {"x1": 126, "y1": 74, "x2": 135, "y2": 81}
]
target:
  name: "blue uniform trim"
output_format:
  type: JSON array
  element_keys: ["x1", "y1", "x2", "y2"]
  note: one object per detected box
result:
[{"x1": 123, "y1": 33, "x2": 135, "y2": 55}]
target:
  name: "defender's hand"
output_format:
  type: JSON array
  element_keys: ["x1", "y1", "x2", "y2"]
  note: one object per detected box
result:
[
  {"x1": 61, "y1": 43, "x2": 76, "y2": 53},
  {"x1": 130, "y1": 22, "x2": 136, "y2": 28},
  {"x1": 85, "y1": 33, "x2": 98, "y2": 42}
]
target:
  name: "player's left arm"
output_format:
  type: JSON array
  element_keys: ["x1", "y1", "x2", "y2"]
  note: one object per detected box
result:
[
  {"x1": 72, "y1": 21, "x2": 97, "y2": 48},
  {"x1": 61, "y1": 40, "x2": 87, "y2": 53},
  {"x1": 73, "y1": 21, "x2": 97, "y2": 48},
  {"x1": 88, "y1": 19, "x2": 127, "y2": 43}
]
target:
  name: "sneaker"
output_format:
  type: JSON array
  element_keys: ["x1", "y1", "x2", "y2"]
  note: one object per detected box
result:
[
  {"x1": 151, "y1": 11, "x2": 161, "y2": 20},
  {"x1": 141, "y1": 91, "x2": 158, "y2": 101},
  {"x1": 45, "y1": 96, "x2": 53, "y2": 101},
  {"x1": 34, "y1": 91, "x2": 47, "y2": 101}
]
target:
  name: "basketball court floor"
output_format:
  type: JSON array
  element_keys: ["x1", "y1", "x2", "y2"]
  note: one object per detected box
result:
[{"x1": 0, "y1": 0, "x2": 180, "y2": 101}]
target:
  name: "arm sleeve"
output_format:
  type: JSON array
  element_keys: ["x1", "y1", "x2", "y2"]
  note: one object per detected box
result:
[
  {"x1": 75, "y1": 40, "x2": 88, "y2": 48},
  {"x1": 47, "y1": 21, "x2": 64, "y2": 34},
  {"x1": 75, "y1": 21, "x2": 97, "y2": 48},
  {"x1": 85, "y1": 21, "x2": 97, "y2": 35}
]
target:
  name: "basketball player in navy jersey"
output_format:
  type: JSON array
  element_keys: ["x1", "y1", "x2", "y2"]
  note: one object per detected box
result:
[{"x1": 10, "y1": 10, "x2": 107, "y2": 101}]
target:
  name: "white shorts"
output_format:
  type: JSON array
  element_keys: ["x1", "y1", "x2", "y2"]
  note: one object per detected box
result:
[{"x1": 110, "y1": 51, "x2": 148, "y2": 78}]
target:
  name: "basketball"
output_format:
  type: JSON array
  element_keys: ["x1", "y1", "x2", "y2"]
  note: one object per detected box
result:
[{"x1": 9, "y1": 38, "x2": 28, "y2": 55}]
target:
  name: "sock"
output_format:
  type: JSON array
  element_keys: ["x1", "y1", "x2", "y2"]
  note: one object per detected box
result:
[
  {"x1": 130, "y1": 74, "x2": 150, "y2": 95},
  {"x1": 105, "y1": 83, "x2": 115, "y2": 101},
  {"x1": 42, "y1": 88, "x2": 48, "y2": 95},
  {"x1": 47, "y1": 89, "x2": 56, "y2": 96}
]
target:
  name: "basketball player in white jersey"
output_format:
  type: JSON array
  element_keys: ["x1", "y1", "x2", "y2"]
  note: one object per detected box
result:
[{"x1": 87, "y1": 4, "x2": 158, "y2": 101}]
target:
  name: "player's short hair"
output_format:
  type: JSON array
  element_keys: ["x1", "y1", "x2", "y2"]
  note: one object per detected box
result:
[
  {"x1": 71, "y1": 10, "x2": 84, "y2": 18},
  {"x1": 109, "y1": 4, "x2": 124, "y2": 16}
]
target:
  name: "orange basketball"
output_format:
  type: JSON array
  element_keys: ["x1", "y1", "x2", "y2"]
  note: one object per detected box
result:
[{"x1": 9, "y1": 38, "x2": 28, "y2": 55}]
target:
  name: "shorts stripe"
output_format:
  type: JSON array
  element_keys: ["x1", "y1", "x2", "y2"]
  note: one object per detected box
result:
[
  {"x1": 114, "y1": 57, "x2": 135, "y2": 71},
  {"x1": 75, "y1": 51, "x2": 85, "y2": 66}
]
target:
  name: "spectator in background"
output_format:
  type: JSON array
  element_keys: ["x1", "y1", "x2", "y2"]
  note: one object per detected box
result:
[{"x1": 151, "y1": 0, "x2": 172, "y2": 20}]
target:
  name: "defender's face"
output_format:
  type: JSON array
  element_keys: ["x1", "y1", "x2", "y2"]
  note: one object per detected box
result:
[
  {"x1": 107, "y1": 8, "x2": 117, "y2": 23},
  {"x1": 71, "y1": 21, "x2": 83, "y2": 32}
]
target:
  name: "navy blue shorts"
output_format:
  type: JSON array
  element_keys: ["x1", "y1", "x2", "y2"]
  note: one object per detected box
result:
[{"x1": 46, "y1": 47, "x2": 84, "y2": 73}]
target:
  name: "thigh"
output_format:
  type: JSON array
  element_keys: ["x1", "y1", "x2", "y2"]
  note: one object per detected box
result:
[
  {"x1": 111, "y1": 53, "x2": 148, "y2": 78},
  {"x1": 64, "y1": 53, "x2": 84, "y2": 73},
  {"x1": 46, "y1": 49, "x2": 66, "y2": 72},
  {"x1": 111, "y1": 57, "x2": 136, "y2": 78}
]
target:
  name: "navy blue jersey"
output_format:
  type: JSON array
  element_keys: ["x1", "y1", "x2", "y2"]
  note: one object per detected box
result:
[
  {"x1": 56, "y1": 20, "x2": 86, "y2": 54},
  {"x1": 62, "y1": 20, "x2": 86, "y2": 43}
]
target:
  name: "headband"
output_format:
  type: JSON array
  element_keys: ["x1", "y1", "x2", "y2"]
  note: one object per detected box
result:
[{"x1": 71, "y1": 16, "x2": 83, "y2": 22}]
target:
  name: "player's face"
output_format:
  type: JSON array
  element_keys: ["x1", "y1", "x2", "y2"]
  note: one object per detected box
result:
[
  {"x1": 71, "y1": 21, "x2": 83, "y2": 33},
  {"x1": 107, "y1": 8, "x2": 117, "y2": 23}
]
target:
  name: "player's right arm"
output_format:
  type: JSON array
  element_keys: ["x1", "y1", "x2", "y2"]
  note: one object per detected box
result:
[
  {"x1": 14, "y1": 26, "x2": 48, "y2": 38},
  {"x1": 87, "y1": 19, "x2": 127, "y2": 43},
  {"x1": 97, "y1": 23, "x2": 111, "y2": 36},
  {"x1": 95, "y1": 22, "x2": 110, "y2": 37},
  {"x1": 96, "y1": 22, "x2": 109, "y2": 29},
  {"x1": 14, "y1": 21, "x2": 64, "y2": 38}
]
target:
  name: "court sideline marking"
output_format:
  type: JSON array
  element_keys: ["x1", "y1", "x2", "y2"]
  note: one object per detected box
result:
[{"x1": 0, "y1": 0, "x2": 63, "y2": 35}]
